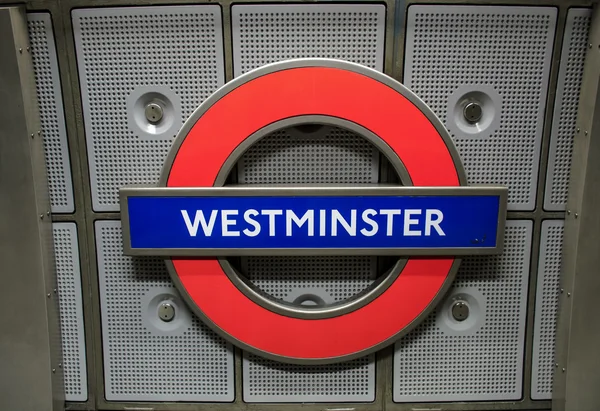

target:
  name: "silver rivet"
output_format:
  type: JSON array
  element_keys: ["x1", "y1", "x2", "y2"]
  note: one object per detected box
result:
[
  {"x1": 58, "y1": 363, "x2": 62, "y2": 368},
  {"x1": 560, "y1": 288, "x2": 564, "y2": 293},
  {"x1": 26, "y1": 46, "x2": 30, "y2": 52},
  {"x1": 451, "y1": 301, "x2": 469, "y2": 321},
  {"x1": 47, "y1": 293, "x2": 50, "y2": 298},
  {"x1": 567, "y1": 210, "x2": 571, "y2": 215},
  {"x1": 144, "y1": 102, "x2": 164, "y2": 124},
  {"x1": 30, "y1": 133, "x2": 34, "y2": 138},
  {"x1": 555, "y1": 363, "x2": 559, "y2": 367},
  {"x1": 19, "y1": 47, "x2": 22, "y2": 53},
  {"x1": 40, "y1": 214, "x2": 44, "y2": 220},
  {"x1": 46, "y1": 211, "x2": 50, "y2": 217},
  {"x1": 52, "y1": 368, "x2": 56, "y2": 373},
  {"x1": 562, "y1": 368, "x2": 566, "y2": 372},
  {"x1": 585, "y1": 130, "x2": 588, "y2": 136},
  {"x1": 575, "y1": 213, "x2": 579, "y2": 218},
  {"x1": 158, "y1": 301, "x2": 175, "y2": 322},
  {"x1": 53, "y1": 288, "x2": 57, "y2": 294},
  {"x1": 567, "y1": 292, "x2": 571, "y2": 297},
  {"x1": 463, "y1": 102, "x2": 483, "y2": 124},
  {"x1": 37, "y1": 130, "x2": 41, "y2": 135}
]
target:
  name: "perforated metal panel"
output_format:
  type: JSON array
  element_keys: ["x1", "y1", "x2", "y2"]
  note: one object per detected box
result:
[
  {"x1": 72, "y1": 6, "x2": 225, "y2": 211},
  {"x1": 238, "y1": 126, "x2": 377, "y2": 401},
  {"x1": 244, "y1": 257, "x2": 376, "y2": 303},
  {"x1": 393, "y1": 220, "x2": 532, "y2": 402},
  {"x1": 545, "y1": 9, "x2": 591, "y2": 211},
  {"x1": 532, "y1": 220, "x2": 564, "y2": 400},
  {"x1": 405, "y1": 6, "x2": 556, "y2": 211},
  {"x1": 95, "y1": 221, "x2": 234, "y2": 401},
  {"x1": 28, "y1": 14, "x2": 74, "y2": 213},
  {"x1": 238, "y1": 126, "x2": 379, "y2": 184},
  {"x1": 243, "y1": 352, "x2": 375, "y2": 402},
  {"x1": 52, "y1": 223, "x2": 87, "y2": 401},
  {"x1": 232, "y1": 4, "x2": 385, "y2": 76}
]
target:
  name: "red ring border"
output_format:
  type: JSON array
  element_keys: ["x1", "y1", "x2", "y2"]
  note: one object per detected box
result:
[{"x1": 165, "y1": 66, "x2": 461, "y2": 362}]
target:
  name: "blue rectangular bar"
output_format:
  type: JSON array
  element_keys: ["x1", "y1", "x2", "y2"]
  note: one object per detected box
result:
[{"x1": 120, "y1": 187, "x2": 506, "y2": 256}]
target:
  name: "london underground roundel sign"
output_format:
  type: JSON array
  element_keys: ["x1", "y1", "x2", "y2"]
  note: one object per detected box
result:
[{"x1": 120, "y1": 59, "x2": 507, "y2": 364}]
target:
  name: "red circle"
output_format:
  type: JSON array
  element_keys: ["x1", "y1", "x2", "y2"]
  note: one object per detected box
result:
[{"x1": 167, "y1": 67, "x2": 459, "y2": 361}]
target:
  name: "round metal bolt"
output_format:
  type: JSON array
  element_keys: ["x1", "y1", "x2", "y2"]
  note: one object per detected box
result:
[
  {"x1": 52, "y1": 368, "x2": 56, "y2": 373},
  {"x1": 26, "y1": 46, "x2": 30, "y2": 52},
  {"x1": 40, "y1": 214, "x2": 44, "y2": 220},
  {"x1": 59, "y1": 363, "x2": 62, "y2": 368},
  {"x1": 463, "y1": 102, "x2": 483, "y2": 124},
  {"x1": 158, "y1": 301, "x2": 175, "y2": 322},
  {"x1": 567, "y1": 210, "x2": 571, "y2": 215},
  {"x1": 560, "y1": 288, "x2": 564, "y2": 293},
  {"x1": 577, "y1": 127, "x2": 581, "y2": 133},
  {"x1": 46, "y1": 211, "x2": 50, "y2": 217},
  {"x1": 585, "y1": 131, "x2": 588, "y2": 136},
  {"x1": 47, "y1": 293, "x2": 50, "y2": 298},
  {"x1": 562, "y1": 368, "x2": 566, "y2": 372},
  {"x1": 451, "y1": 301, "x2": 469, "y2": 322},
  {"x1": 567, "y1": 292, "x2": 571, "y2": 297},
  {"x1": 53, "y1": 288, "x2": 57, "y2": 294},
  {"x1": 30, "y1": 133, "x2": 34, "y2": 139},
  {"x1": 145, "y1": 102, "x2": 164, "y2": 124},
  {"x1": 575, "y1": 213, "x2": 579, "y2": 219},
  {"x1": 19, "y1": 47, "x2": 22, "y2": 53}
]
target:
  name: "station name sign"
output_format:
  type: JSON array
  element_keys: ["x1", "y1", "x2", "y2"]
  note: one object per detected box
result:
[{"x1": 121, "y1": 186, "x2": 507, "y2": 256}]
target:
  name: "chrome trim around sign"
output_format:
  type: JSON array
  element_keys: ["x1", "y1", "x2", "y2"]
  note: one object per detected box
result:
[{"x1": 120, "y1": 185, "x2": 508, "y2": 257}]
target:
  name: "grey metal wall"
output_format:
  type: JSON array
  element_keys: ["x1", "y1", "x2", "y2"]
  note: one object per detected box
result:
[{"x1": 7, "y1": 0, "x2": 595, "y2": 410}]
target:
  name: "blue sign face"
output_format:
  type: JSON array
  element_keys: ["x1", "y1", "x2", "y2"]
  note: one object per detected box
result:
[{"x1": 120, "y1": 187, "x2": 507, "y2": 256}]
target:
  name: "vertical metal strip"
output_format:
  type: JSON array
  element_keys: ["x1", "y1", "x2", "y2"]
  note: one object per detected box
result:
[
  {"x1": 553, "y1": 5, "x2": 600, "y2": 411},
  {"x1": 0, "y1": 6, "x2": 63, "y2": 411}
]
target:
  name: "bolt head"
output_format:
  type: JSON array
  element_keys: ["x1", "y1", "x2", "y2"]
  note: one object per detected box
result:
[
  {"x1": 145, "y1": 103, "x2": 164, "y2": 124},
  {"x1": 463, "y1": 102, "x2": 483, "y2": 124},
  {"x1": 451, "y1": 301, "x2": 469, "y2": 321},
  {"x1": 158, "y1": 301, "x2": 175, "y2": 322}
]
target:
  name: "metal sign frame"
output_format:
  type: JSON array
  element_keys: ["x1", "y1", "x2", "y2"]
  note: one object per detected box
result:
[
  {"x1": 120, "y1": 186, "x2": 507, "y2": 256},
  {"x1": 115, "y1": 58, "x2": 508, "y2": 364}
]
